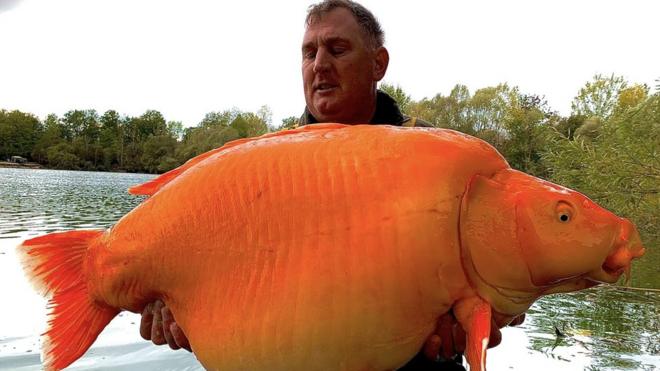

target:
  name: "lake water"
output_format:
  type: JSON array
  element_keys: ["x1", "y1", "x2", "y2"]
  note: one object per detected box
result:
[{"x1": 0, "y1": 168, "x2": 658, "y2": 370}]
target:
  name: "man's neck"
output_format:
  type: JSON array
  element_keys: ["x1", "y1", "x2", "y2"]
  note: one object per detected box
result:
[
  {"x1": 301, "y1": 89, "x2": 405, "y2": 125},
  {"x1": 347, "y1": 98, "x2": 377, "y2": 123}
]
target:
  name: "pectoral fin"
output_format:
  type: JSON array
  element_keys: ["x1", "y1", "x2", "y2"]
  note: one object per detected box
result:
[{"x1": 453, "y1": 297, "x2": 492, "y2": 371}]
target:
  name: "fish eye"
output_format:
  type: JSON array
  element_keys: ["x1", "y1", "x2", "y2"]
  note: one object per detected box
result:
[{"x1": 555, "y1": 201, "x2": 574, "y2": 224}]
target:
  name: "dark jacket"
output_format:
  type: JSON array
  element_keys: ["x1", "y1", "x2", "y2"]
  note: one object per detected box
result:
[
  {"x1": 299, "y1": 90, "x2": 432, "y2": 128},
  {"x1": 300, "y1": 90, "x2": 466, "y2": 371}
]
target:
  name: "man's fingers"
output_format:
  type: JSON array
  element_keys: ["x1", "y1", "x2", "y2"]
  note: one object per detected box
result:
[
  {"x1": 140, "y1": 302, "x2": 155, "y2": 340},
  {"x1": 451, "y1": 324, "x2": 466, "y2": 354},
  {"x1": 150, "y1": 300, "x2": 167, "y2": 345},
  {"x1": 437, "y1": 313, "x2": 457, "y2": 360},
  {"x1": 422, "y1": 334, "x2": 441, "y2": 361},
  {"x1": 488, "y1": 321, "x2": 502, "y2": 348},
  {"x1": 509, "y1": 313, "x2": 525, "y2": 327},
  {"x1": 161, "y1": 306, "x2": 180, "y2": 350},
  {"x1": 171, "y1": 323, "x2": 192, "y2": 352}
]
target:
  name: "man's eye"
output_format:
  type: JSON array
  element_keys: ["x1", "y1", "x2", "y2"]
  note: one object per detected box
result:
[
  {"x1": 331, "y1": 48, "x2": 346, "y2": 55},
  {"x1": 303, "y1": 50, "x2": 316, "y2": 59}
]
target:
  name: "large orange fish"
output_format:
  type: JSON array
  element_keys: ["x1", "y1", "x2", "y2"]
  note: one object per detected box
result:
[{"x1": 19, "y1": 124, "x2": 644, "y2": 371}]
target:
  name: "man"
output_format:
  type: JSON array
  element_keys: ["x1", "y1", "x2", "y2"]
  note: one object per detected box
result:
[{"x1": 141, "y1": 1, "x2": 524, "y2": 370}]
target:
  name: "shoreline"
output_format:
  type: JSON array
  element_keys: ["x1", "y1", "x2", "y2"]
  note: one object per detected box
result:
[
  {"x1": 0, "y1": 162, "x2": 155, "y2": 175},
  {"x1": 0, "y1": 161, "x2": 42, "y2": 169}
]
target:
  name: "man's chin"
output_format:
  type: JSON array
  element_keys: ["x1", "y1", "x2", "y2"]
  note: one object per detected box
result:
[{"x1": 311, "y1": 103, "x2": 343, "y2": 123}]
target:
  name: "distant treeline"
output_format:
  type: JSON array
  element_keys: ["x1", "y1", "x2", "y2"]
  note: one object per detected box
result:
[
  {"x1": 0, "y1": 105, "x2": 279, "y2": 174},
  {"x1": 1, "y1": 74, "x2": 658, "y2": 236}
]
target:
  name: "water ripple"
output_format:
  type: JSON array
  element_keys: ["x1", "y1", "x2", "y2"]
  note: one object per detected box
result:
[{"x1": 0, "y1": 168, "x2": 152, "y2": 237}]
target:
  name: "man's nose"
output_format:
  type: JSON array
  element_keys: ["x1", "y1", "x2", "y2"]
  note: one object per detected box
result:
[{"x1": 313, "y1": 48, "x2": 331, "y2": 73}]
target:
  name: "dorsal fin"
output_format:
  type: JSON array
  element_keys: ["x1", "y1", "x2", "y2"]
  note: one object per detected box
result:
[{"x1": 128, "y1": 123, "x2": 348, "y2": 196}]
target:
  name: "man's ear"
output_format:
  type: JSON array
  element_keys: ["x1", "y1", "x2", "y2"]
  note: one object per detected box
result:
[{"x1": 373, "y1": 46, "x2": 389, "y2": 81}]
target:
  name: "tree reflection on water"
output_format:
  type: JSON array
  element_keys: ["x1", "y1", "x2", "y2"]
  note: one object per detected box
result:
[{"x1": 524, "y1": 285, "x2": 659, "y2": 370}]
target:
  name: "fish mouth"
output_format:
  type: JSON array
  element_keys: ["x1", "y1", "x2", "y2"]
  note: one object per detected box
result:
[
  {"x1": 588, "y1": 220, "x2": 645, "y2": 285},
  {"x1": 589, "y1": 247, "x2": 645, "y2": 284}
]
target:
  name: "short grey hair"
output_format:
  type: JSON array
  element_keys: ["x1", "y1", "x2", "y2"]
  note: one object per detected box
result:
[{"x1": 305, "y1": 0, "x2": 385, "y2": 49}]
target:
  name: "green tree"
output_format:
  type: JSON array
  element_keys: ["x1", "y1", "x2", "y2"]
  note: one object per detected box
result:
[
  {"x1": 199, "y1": 110, "x2": 235, "y2": 128},
  {"x1": 62, "y1": 109, "x2": 99, "y2": 140},
  {"x1": 0, "y1": 109, "x2": 42, "y2": 160},
  {"x1": 469, "y1": 84, "x2": 517, "y2": 150},
  {"x1": 501, "y1": 94, "x2": 555, "y2": 177},
  {"x1": 230, "y1": 112, "x2": 268, "y2": 138},
  {"x1": 176, "y1": 125, "x2": 240, "y2": 162},
  {"x1": 167, "y1": 121, "x2": 184, "y2": 141},
  {"x1": 32, "y1": 114, "x2": 64, "y2": 163},
  {"x1": 132, "y1": 110, "x2": 168, "y2": 140},
  {"x1": 614, "y1": 83, "x2": 649, "y2": 115},
  {"x1": 62, "y1": 109, "x2": 101, "y2": 167},
  {"x1": 553, "y1": 114, "x2": 587, "y2": 140},
  {"x1": 380, "y1": 83, "x2": 412, "y2": 113},
  {"x1": 571, "y1": 74, "x2": 627, "y2": 120},
  {"x1": 47, "y1": 142, "x2": 79, "y2": 169},
  {"x1": 257, "y1": 105, "x2": 273, "y2": 127},
  {"x1": 280, "y1": 116, "x2": 299, "y2": 130},
  {"x1": 99, "y1": 110, "x2": 123, "y2": 170},
  {"x1": 141, "y1": 134, "x2": 178, "y2": 173},
  {"x1": 574, "y1": 116, "x2": 603, "y2": 140},
  {"x1": 408, "y1": 84, "x2": 472, "y2": 131}
]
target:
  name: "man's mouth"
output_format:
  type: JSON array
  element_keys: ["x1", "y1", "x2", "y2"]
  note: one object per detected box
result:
[{"x1": 314, "y1": 83, "x2": 337, "y2": 93}]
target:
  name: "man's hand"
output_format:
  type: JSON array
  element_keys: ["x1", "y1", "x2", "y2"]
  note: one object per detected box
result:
[
  {"x1": 422, "y1": 312, "x2": 525, "y2": 361},
  {"x1": 140, "y1": 300, "x2": 192, "y2": 352}
]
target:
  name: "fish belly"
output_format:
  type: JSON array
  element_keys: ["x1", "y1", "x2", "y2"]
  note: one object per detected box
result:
[{"x1": 95, "y1": 126, "x2": 505, "y2": 370}]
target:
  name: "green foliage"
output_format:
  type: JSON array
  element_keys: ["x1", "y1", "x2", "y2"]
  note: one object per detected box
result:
[
  {"x1": 280, "y1": 116, "x2": 299, "y2": 130},
  {"x1": 0, "y1": 106, "x2": 276, "y2": 173},
  {"x1": 46, "y1": 142, "x2": 79, "y2": 169},
  {"x1": 0, "y1": 110, "x2": 42, "y2": 160},
  {"x1": 573, "y1": 116, "x2": 602, "y2": 140},
  {"x1": 32, "y1": 114, "x2": 64, "y2": 163},
  {"x1": 141, "y1": 134, "x2": 178, "y2": 173},
  {"x1": 200, "y1": 110, "x2": 235, "y2": 128},
  {"x1": 571, "y1": 74, "x2": 627, "y2": 120},
  {"x1": 544, "y1": 94, "x2": 659, "y2": 238},
  {"x1": 62, "y1": 109, "x2": 99, "y2": 141},
  {"x1": 500, "y1": 94, "x2": 556, "y2": 177},
  {"x1": 126, "y1": 110, "x2": 168, "y2": 143},
  {"x1": 615, "y1": 84, "x2": 649, "y2": 114},
  {"x1": 553, "y1": 114, "x2": 587, "y2": 140},
  {"x1": 380, "y1": 83, "x2": 412, "y2": 113},
  {"x1": 256, "y1": 105, "x2": 273, "y2": 127},
  {"x1": 167, "y1": 121, "x2": 184, "y2": 141},
  {"x1": 175, "y1": 108, "x2": 268, "y2": 163},
  {"x1": 176, "y1": 125, "x2": 239, "y2": 162}
]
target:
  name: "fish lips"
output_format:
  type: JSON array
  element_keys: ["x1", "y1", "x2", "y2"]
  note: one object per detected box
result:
[{"x1": 593, "y1": 221, "x2": 645, "y2": 284}]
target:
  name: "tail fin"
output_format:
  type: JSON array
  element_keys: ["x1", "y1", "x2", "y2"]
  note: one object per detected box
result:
[{"x1": 18, "y1": 230, "x2": 120, "y2": 371}]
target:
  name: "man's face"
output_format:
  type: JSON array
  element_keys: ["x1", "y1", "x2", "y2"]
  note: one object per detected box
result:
[{"x1": 302, "y1": 8, "x2": 388, "y2": 123}]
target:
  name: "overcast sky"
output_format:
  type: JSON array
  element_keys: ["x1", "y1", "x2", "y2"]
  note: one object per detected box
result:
[{"x1": 1, "y1": 0, "x2": 658, "y2": 128}]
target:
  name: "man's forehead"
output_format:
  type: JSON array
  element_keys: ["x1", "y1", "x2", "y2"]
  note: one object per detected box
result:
[{"x1": 302, "y1": 33, "x2": 351, "y2": 48}]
